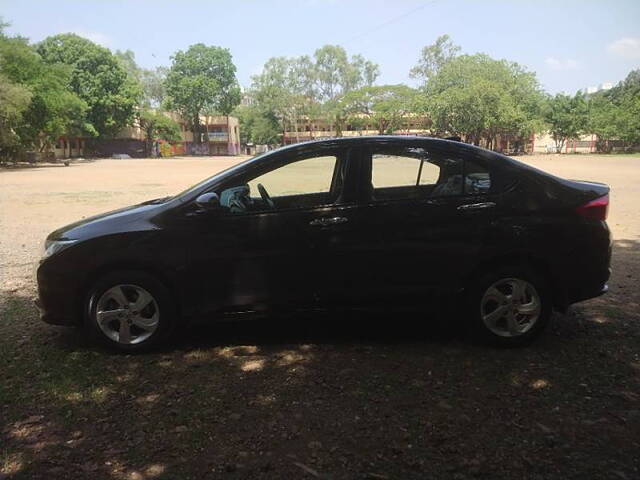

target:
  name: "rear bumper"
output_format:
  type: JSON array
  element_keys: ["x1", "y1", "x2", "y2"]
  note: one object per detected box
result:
[{"x1": 568, "y1": 282, "x2": 608, "y2": 305}]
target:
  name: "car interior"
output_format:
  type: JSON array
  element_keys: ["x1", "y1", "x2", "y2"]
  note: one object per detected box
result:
[
  {"x1": 217, "y1": 145, "x2": 492, "y2": 214},
  {"x1": 218, "y1": 150, "x2": 349, "y2": 214}
]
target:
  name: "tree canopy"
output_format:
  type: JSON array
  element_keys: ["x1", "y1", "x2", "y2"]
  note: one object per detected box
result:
[
  {"x1": 36, "y1": 34, "x2": 140, "y2": 138},
  {"x1": 418, "y1": 53, "x2": 545, "y2": 148},
  {"x1": 164, "y1": 44, "x2": 241, "y2": 143},
  {"x1": 0, "y1": 32, "x2": 90, "y2": 157},
  {"x1": 410, "y1": 34, "x2": 461, "y2": 85},
  {"x1": 543, "y1": 92, "x2": 589, "y2": 152},
  {"x1": 588, "y1": 70, "x2": 640, "y2": 150},
  {"x1": 248, "y1": 45, "x2": 380, "y2": 140}
]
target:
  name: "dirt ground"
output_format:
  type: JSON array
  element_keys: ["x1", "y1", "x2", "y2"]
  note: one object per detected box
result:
[{"x1": 1, "y1": 153, "x2": 639, "y2": 479}]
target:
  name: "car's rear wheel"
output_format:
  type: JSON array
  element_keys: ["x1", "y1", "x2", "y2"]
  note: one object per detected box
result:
[
  {"x1": 85, "y1": 271, "x2": 176, "y2": 352},
  {"x1": 468, "y1": 266, "x2": 551, "y2": 346}
]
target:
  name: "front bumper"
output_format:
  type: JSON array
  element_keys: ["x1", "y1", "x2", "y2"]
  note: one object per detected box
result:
[
  {"x1": 34, "y1": 295, "x2": 79, "y2": 326},
  {"x1": 35, "y1": 263, "x2": 83, "y2": 326}
]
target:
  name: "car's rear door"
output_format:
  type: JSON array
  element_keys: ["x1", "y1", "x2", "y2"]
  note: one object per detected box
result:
[{"x1": 323, "y1": 140, "x2": 498, "y2": 307}]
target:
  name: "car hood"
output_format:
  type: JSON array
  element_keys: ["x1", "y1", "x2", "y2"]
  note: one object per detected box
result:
[{"x1": 47, "y1": 201, "x2": 165, "y2": 242}]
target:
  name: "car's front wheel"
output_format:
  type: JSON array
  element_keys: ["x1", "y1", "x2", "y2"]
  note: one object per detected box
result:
[
  {"x1": 85, "y1": 271, "x2": 176, "y2": 352},
  {"x1": 468, "y1": 266, "x2": 551, "y2": 346}
]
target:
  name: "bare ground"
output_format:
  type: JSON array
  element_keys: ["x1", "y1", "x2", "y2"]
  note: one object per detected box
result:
[{"x1": 1, "y1": 154, "x2": 639, "y2": 479}]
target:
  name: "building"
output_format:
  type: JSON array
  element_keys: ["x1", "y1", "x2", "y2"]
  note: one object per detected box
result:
[
  {"x1": 532, "y1": 132, "x2": 598, "y2": 154},
  {"x1": 52, "y1": 112, "x2": 241, "y2": 159}
]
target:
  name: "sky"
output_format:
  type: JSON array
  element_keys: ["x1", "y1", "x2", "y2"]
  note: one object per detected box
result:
[{"x1": 2, "y1": 0, "x2": 639, "y2": 94}]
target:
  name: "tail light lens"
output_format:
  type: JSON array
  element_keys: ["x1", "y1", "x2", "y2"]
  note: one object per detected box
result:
[{"x1": 576, "y1": 194, "x2": 609, "y2": 220}]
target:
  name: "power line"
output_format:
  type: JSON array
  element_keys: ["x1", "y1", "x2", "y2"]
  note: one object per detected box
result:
[{"x1": 342, "y1": 0, "x2": 439, "y2": 45}]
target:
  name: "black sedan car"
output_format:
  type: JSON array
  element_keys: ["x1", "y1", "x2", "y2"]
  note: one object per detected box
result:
[{"x1": 36, "y1": 136, "x2": 611, "y2": 351}]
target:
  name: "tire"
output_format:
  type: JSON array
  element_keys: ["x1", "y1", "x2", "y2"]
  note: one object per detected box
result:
[
  {"x1": 85, "y1": 270, "x2": 177, "y2": 352},
  {"x1": 466, "y1": 265, "x2": 551, "y2": 347}
]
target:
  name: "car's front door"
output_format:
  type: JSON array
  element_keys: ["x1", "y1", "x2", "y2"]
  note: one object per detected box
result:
[
  {"x1": 320, "y1": 142, "x2": 497, "y2": 308},
  {"x1": 185, "y1": 146, "x2": 359, "y2": 317}
]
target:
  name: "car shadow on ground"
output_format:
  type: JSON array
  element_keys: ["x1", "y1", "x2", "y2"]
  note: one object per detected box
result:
[{"x1": 1, "y1": 238, "x2": 639, "y2": 479}]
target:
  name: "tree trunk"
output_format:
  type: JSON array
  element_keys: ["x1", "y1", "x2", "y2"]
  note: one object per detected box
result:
[
  {"x1": 193, "y1": 114, "x2": 201, "y2": 145},
  {"x1": 226, "y1": 114, "x2": 230, "y2": 155}
]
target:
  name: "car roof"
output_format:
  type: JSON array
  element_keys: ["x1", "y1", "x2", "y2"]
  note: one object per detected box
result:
[{"x1": 265, "y1": 135, "x2": 514, "y2": 165}]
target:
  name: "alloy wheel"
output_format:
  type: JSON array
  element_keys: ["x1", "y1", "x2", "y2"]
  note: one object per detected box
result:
[
  {"x1": 95, "y1": 284, "x2": 160, "y2": 345},
  {"x1": 480, "y1": 277, "x2": 541, "y2": 337}
]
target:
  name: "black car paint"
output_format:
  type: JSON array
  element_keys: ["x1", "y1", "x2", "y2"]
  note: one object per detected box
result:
[{"x1": 36, "y1": 136, "x2": 611, "y2": 327}]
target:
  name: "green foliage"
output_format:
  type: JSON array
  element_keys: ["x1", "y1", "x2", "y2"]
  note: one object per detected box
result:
[
  {"x1": 543, "y1": 92, "x2": 589, "y2": 152},
  {"x1": 419, "y1": 54, "x2": 545, "y2": 147},
  {"x1": 410, "y1": 34, "x2": 461, "y2": 85},
  {"x1": 138, "y1": 110, "x2": 181, "y2": 155},
  {"x1": 0, "y1": 73, "x2": 32, "y2": 159},
  {"x1": 37, "y1": 34, "x2": 140, "y2": 138},
  {"x1": 0, "y1": 34, "x2": 91, "y2": 156},
  {"x1": 313, "y1": 45, "x2": 379, "y2": 101},
  {"x1": 340, "y1": 85, "x2": 417, "y2": 134},
  {"x1": 250, "y1": 45, "x2": 379, "y2": 141},
  {"x1": 251, "y1": 56, "x2": 317, "y2": 138},
  {"x1": 233, "y1": 104, "x2": 281, "y2": 145},
  {"x1": 115, "y1": 49, "x2": 168, "y2": 108},
  {"x1": 164, "y1": 44, "x2": 241, "y2": 143},
  {"x1": 589, "y1": 70, "x2": 640, "y2": 150},
  {"x1": 139, "y1": 110, "x2": 181, "y2": 142}
]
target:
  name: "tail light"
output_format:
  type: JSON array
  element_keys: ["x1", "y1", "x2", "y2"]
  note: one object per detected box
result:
[{"x1": 576, "y1": 194, "x2": 609, "y2": 220}]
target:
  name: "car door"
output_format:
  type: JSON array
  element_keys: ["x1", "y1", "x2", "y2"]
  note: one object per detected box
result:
[
  {"x1": 183, "y1": 146, "x2": 359, "y2": 317},
  {"x1": 322, "y1": 141, "x2": 497, "y2": 307}
]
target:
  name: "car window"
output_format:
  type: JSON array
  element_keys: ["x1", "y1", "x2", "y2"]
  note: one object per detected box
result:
[
  {"x1": 248, "y1": 155, "x2": 336, "y2": 198},
  {"x1": 219, "y1": 154, "x2": 338, "y2": 214},
  {"x1": 372, "y1": 153, "x2": 440, "y2": 188},
  {"x1": 369, "y1": 146, "x2": 491, "y2": 201},
  {"x1": 370, "y1": 146, "x2": 463, "y2": 200},
  {"x1": 464, "y1": 159, "x2": 491, "y2": 195}
]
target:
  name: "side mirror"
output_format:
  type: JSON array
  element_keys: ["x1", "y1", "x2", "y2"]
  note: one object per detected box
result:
[{"x1": 195, "y1": 192, "x2": 220, "y2": 210}]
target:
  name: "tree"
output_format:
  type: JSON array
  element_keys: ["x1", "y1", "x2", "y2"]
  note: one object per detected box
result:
[
  {"x1": 251, "y1": 56, "x2": 318, "y2": 142},
  {"x1": 250, "y1": 46, "x2": 379, "y2": 141},
  {"x1": 37, "y1": 34, "x2": 140, "y2": 138},
  {"x1": 164, "y1": 44, "x2": 241, "y2": 144},
  {"x1": 115, "y1": 50, "x2": 168, "y2": 108},
  {"x1": 0, "y1": 73, "x2": 31, "y2": 159},
  {"x1": 543, "y1": 92, "x2": 589, "y2": 152},
  {"x1": 419, "y1": 53, "x2": 545, "y2": 148},
  {"x1": 341, "y1": 85, "x2": 417, "y2": 134},
  {"x1": 138, "y1": 110, "x2": 181, "y2": 156},
  {"x1": 234, "y1": 104, "x2": 281, "y2": 146},
  {"x1": 312, "y1": 45, "x2": 379, "y2": 102},
  {"x1": 0, "y1": 34, "x2": 90, "y2": 155},
  {"x1": 589, "y1": 70, "x2": 640, "y2": 150},
  {"x1": 410, "y1": 34, "x2": 461, "y2": 84}
]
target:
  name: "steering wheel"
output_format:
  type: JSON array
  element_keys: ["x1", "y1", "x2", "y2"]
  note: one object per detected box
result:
[{"x1": 257, "y1": 183, "x2": 275, "y2": 209}]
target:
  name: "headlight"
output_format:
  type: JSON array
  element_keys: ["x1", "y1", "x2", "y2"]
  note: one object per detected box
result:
[{"x1": 42, "y1": 239, "x2": 77, "y2": 260}]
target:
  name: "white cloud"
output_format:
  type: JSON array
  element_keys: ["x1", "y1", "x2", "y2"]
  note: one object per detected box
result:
[
  {"x1": 71, "y1": 31, "x2": 112, "y2": 47},
  {"x1": 545, "y1": 56, "x2": 579, "y2": 70},
  {"x1": 607, "y1": 37, "x2": 640, "y2": 60}
]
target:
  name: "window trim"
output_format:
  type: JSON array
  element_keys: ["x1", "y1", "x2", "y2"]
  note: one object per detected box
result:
[
  {"x1": 210, "y1": 146, "x2": 360, "y2": 216},
  {"x1": 359, "y1": 142, "x2": 494, "y2": 205}
]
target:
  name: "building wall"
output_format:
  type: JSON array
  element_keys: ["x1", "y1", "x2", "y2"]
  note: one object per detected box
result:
[
  {"x1": 533, "y1": 132, "x2": 597, "y2": 153},
  {"x1": 53, "y1": 137, "x2": 85, "y2": 159}
]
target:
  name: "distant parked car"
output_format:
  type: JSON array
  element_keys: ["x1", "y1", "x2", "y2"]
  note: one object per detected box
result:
[{"x1": 36, "y1": 136, "x2": 611, "y2": 351}]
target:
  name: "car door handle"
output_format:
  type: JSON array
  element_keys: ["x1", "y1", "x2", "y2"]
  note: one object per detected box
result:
[
  {"x1": 457, "y1": 202, "x2": 496, "y2": 211},
  {"x1": 309, "y1": 216, "x2": 348, "y2": 227}
]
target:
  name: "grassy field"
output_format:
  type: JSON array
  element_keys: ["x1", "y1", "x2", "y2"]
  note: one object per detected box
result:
[{"x1": 1, "y1": 153, "x2": 639, "y2": 479}]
